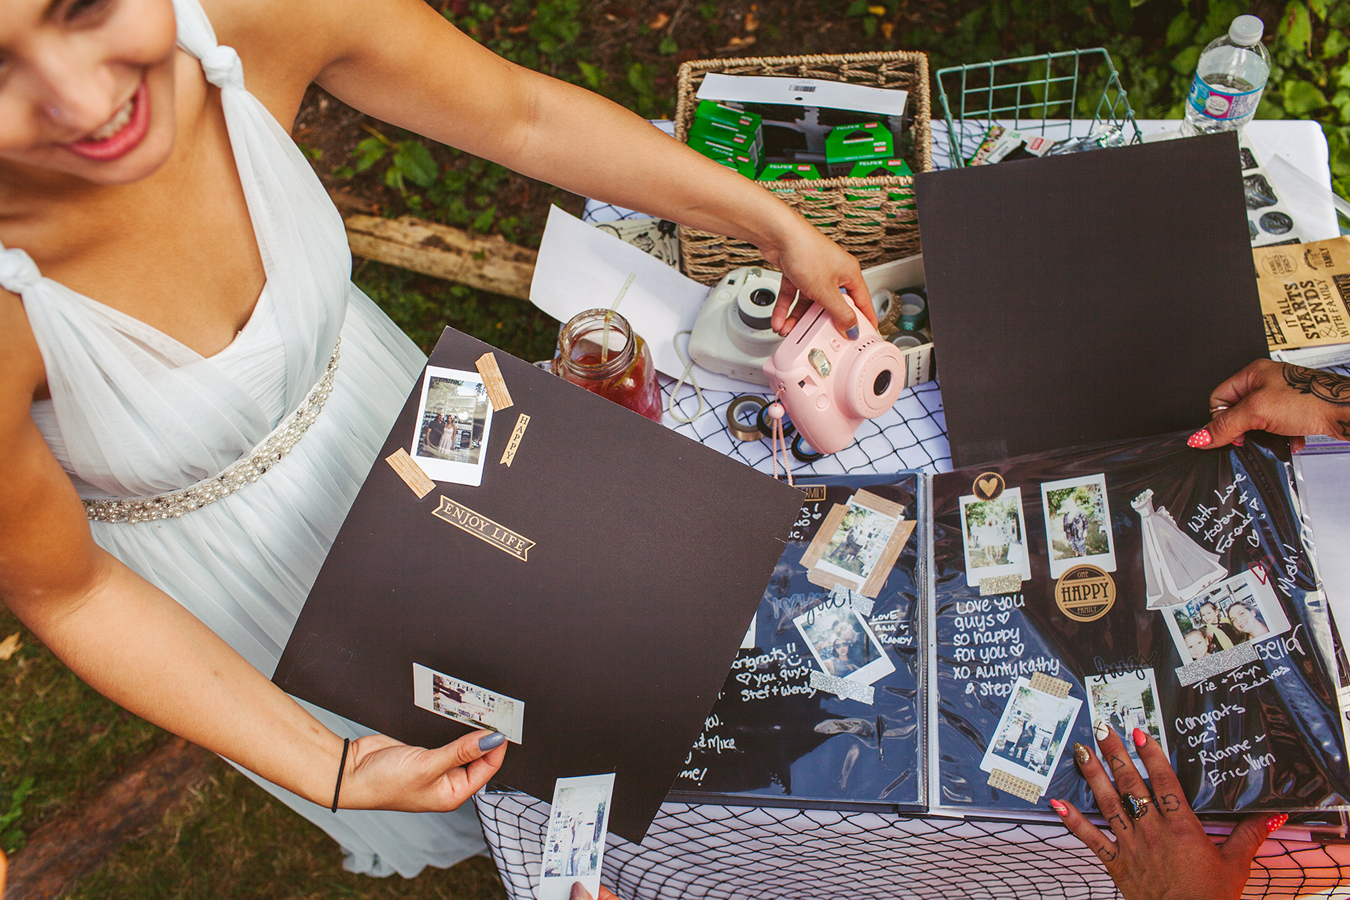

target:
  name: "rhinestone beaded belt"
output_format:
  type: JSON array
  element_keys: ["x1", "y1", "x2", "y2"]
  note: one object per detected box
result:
[{"x1": 84, "y1": 340, "x2": 341, "y2": 525}]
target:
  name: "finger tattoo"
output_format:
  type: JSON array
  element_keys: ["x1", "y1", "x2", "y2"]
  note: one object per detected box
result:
[
  {"x1": 1108, "y1": 813, "x2": 1130, "y2": 834},
  {"x1": 1160, "y1": 793, "x2": 1182, "y2": 812},
  {"x1": 1094, "y1": 842, "x2": 1118, "y2": 863},
  {"x1": 1107, "y1": 753, "x2": 1128, "y2": 773}
]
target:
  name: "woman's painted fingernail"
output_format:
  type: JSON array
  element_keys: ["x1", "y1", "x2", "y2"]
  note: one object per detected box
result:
[
  {"x1": 1187, "y1": 428, "x2": 1212, "y2": 448},
  {"x1": 1050, "y1": 799, "x2": 1069, "y2": 816},
  {"x1": 570, "y1": 881, "x2": 590, "y2": 900},
  {"x1": 478, "y1": 731, "x2": 507, "y2": 751},
  {"x1": 1073, "y1": 742, "x2": 1090, "y2": 768},
  {"x1": 1266, "y1": 813, "x2": 1288, "y2": 833},
  {"x1": 1094, "y1": 720, "x2": 1110, "y2": 742},
  {"x1": 1232, "y1": 434, "x2": 1245, "y2": 447},
  {"x1": 1133, "y1": 728, "x2": 1147, "y2": 748},
  {"x1": 846, "y1": 325, "x2": 861, "y2": 341}
]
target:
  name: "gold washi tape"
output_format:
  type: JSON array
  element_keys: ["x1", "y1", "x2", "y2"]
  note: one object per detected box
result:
[
  {"x1": 980, "y1": 574, "x2": 1023, "y2": 596},
  {"x1": 386, "y1": 448, "x2": 435, "y2": 499},
  {"x1": 476, "y1": 352, "x2": 514, "y2": 412},
  {"x1": 500, "y1": 413, "x2": 530, "y2": 467},
  {"x1": 988, "y1": 767, "x2": 1044, "y2": 803},
  {"x1": 1029, "y1": 672, "x2": 1072, "y2": 699}
]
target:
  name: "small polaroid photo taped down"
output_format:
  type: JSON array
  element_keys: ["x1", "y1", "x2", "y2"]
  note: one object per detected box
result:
[
  {"x1": 410, "y1": 365, "x2": 494, "y2": 487},
  {"x1": 800, "y1": 490, "x2": 915, "y2": 598},
  {"x1": 980, "y1": 675, "x2": 1082, "y2": 801},
  {"x1": 538, "y1": 773, "x2": 616, "y2": 900},
  {"x1": 412, "y1": 663, "x2": 524, "y2": 745}
]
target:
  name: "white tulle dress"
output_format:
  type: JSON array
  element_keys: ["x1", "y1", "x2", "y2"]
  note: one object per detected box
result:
[{"x1": 0, "y1": 0, "x2": 486, "y2": 877}]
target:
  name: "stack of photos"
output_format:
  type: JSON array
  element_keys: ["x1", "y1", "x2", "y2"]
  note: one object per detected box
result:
[
  {"x1": 411, "y1": 663, "x2": 525, "y2": 744},
  {"x1": 1163, "y1": 567, "x2": 1290, "y2": 670},
  {"x1": 981, "y1": 676, "x2": 1082, "y2": 795},
  {"x1": 793, "y1": 603, "x2": 896, "y2": 686},
  {"x1": 1086, "y1": 670, "x2": 1168, "y2": 778},
  {"x1": 1041, "y1": 474, "x2": 1117, "y2": 578},
  {"x1": 411, "y1": 365, "x2": 494, "y2": 486},
  {"x1": 538, "y1": 773, "x2": 616, "y2": 900},
  {"x1": 959, "y1": 488, "x2": 1031, "y2": 588}
]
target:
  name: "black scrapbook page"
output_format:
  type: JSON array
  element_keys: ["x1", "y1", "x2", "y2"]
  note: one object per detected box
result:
[
  {"x1": 670, "y1": 474, "x2": 926, "y2": 810},
  {"x1": 273, "y1": 327, "x2": 805, "y2": 843},
  {"x1": 931, "y1": 431, "x2": 1350, "y2": 816}
]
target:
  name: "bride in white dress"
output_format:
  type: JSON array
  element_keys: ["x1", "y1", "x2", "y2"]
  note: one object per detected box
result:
[{"x1": 0, "y1": 0, "x2": 874, "y2": 878}]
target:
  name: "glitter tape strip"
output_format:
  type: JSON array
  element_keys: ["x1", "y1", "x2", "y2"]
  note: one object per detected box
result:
[
  {"x1": 386, "y1": 447, "x2": 436, "y2": 498},
  {"x1": 1176, "y1": 641, "x2": 1258, "y2": 686},
  {"x1": 988, "y1": 767, "x2": 1044, "y2": 803},
  {"x1": 980, "y1": 574, "x2": 1023, "y2": 596},
  {"x1": 476, "y1": 352, "x2": 514, "y2": 411},
  {"x1": 1029, "y1": 672, "x2": 1072, "y2": 699},
  {"x1": 831, "y1": 585, "x2": 875, "y2": 619},
  {"x1": 810, "y1": 670, "x2": 875, "y2": 704},
  {"x1": 85, "y1": 340, "x2": 341, "y2": 524}
]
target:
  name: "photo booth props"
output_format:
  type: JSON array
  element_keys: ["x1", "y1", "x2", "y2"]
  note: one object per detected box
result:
[
  {"x1": 273, "y1": 327, "x2": 805, "y2": 843},
  {"x1": 670, "y1": 475, "x2": 926, "y2": 811},
  {"x1": 915, "y1": 131, "x2": 1270, "y2": 468},
  {"x1": 931, "y1": 431, "x2": 1350, "y2": 816}
]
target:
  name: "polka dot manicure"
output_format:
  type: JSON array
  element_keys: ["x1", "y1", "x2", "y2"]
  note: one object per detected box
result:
[{"x1": 1187, "y1": 429, "x2": 1212, "y2": 448}]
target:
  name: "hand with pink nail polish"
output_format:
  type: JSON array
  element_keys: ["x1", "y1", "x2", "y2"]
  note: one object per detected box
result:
[
  {"x1": 1197, "y1": 359, "x2": 1350, "y2": 451},
  {"x1": 1053, "y1": 724, "x2": 1277, "y2": 900}
]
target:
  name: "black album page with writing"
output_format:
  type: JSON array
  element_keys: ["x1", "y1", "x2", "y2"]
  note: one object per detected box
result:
[{"x1": 930, "y1": 432, "x2": 1350, "y2": 817}]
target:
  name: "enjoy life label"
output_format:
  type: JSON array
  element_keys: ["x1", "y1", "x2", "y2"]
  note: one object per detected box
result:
[{"x1": 1186, "y1": 74, "x2": 1262, "y2": 121}]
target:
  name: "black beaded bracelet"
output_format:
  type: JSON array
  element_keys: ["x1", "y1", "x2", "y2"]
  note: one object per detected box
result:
[{"x1": 331, "y1": 737, "x2": 350, "y2": 813}]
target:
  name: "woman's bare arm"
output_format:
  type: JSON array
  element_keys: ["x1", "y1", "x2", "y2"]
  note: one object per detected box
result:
[{"x1": 0, "y1": 295, "x2": 504, "y2": 810}]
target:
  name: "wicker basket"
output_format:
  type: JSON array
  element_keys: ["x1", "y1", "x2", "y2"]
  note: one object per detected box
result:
[{"x1": 674, "y1": 50, "x2": 931, "y2": 285}]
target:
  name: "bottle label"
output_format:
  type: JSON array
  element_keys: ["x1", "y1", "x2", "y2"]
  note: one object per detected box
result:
[{"x1": 1187, "y1": 73, "x2": 1262, "y2": 121}]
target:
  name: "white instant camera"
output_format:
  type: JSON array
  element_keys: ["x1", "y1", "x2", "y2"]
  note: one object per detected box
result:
[{"x1": 688, "y1": 266, "x2": 785, "y2": 386}]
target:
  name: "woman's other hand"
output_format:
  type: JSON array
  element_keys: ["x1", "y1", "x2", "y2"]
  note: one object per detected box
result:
[
  {"x1": 1053, "y1": 725, "x2": 1278, "y2": 900},
  {"x1": 1190, "y1": 359, "x2": 1350, "y2": 451},
  {"x1": 570, "y1": 883, "x2": 623, "y2": 900},
  {"x1": 341, "y1": 729, "x2": 506, "y2": 812},
  {"x1": 761, "y1": 220, "x2": 876, "y2": 339}
]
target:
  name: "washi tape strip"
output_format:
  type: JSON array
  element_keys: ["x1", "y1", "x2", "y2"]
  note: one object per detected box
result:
[
  {"x1": 980, "y1": 574, "x2": 1023, "y2": 596},
  {"x1": 499, "y1": 413, "x2": 530, "y2": 467},
  {"x1": 831, "y1": 584, "x2": 875, "y2": 619},
  {"x1": 385, "y1": 447, "x2": 435, "y2": 499},
  {"x1": 475, "y1": 352, "x2": 514, "y2": 411},
  {"x1": 810, "y1": 670, "x2": 875, "y2": 705},
  {"x1": 988, "y1": 767, "x2": 1044, "y2": 803},
  {"x1": 1176, "y1": 641, "x2": 1258, "y2": 686},
  {"x1": 1029, "y1": 671, "x2": 1072, "y2": 699}
]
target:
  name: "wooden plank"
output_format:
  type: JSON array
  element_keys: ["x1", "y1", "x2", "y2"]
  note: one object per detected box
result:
[
  {"x1": 345, "y1": 214, "x2": 537, "y2": 300},
  {"x1": 4, "y1": 737, "x2": 218, "y2": 900}
]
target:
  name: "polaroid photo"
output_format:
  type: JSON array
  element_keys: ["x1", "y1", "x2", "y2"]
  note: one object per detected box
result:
[
  {"x1": 412, "y1": 663, "x2": 524, "y2": 745},
  {"x1": 1162, "y1": 567, "x2": 1290, "y2": 666},
  {"x1": 960, "y1": 487, "x2": 1032, "y2": 589},
  {"x1": 538, "y1": 773, "x2": 616, "y2": 900},
  {"x1": 410, "y1": 365, "x2": 494, "y2": 486},
  {"x1": 1086, "y1": 669, "x2": 1168, "y2": 779},
  {"x1": 1042, "y1": 474, "x2": 1117, "y2": 578},
  {"x1": 800, "y1": 490, "x2": 915, "y2": 598},
  {"x1": 980, "y1": 676, "x2": 1083, "y2": 792},
  {"x1": 793, "y1": 603, "x2": 895, "y2": 686}
]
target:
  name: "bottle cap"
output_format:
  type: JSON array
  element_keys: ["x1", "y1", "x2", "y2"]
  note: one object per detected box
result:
[{"x1": 1228, "y1": 15, "x2": 1263, "y2": 46}]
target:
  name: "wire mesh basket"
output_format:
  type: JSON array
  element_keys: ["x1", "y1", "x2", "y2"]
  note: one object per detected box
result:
[{"x1": 935, "y1": 47, "x2": 1141, "y2": 170}]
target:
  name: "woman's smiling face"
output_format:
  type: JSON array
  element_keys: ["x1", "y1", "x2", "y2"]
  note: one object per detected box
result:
[{"x1": 0, "y1": 0, "x2": 178, "y2": 185}]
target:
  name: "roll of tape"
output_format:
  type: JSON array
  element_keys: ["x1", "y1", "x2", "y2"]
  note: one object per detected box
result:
[
  {"x1": 888, "y1": 331, "x2": 925, "y2": 350},
  {"x1": 726, "y1": 395, "x2": 769, "y2": 441},
  {"x1": 898, "y1": 290, "x2": 928, "y2": 331}
]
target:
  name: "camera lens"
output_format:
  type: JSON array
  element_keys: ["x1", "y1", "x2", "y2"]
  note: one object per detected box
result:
[
  {"x1": 873, "y1": 370, "x2": 892, "y2": 396},
  {"x1": 749, "y1": 288, "x2": 775, "y2": 307}
]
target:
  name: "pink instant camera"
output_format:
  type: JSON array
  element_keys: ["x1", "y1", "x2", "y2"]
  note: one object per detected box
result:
[{"x1": 762, "y1": 303, "x2": 906, "y2": 454}]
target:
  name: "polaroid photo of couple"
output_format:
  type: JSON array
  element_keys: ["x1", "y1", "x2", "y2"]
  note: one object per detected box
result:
[
  {"x1": 1042, "y1": 474, "x2": 1117, "y2": 578},
  {"x1": 960, "y1": 488, "x2": 1031, "y2": 589},
  {"x1": 801, "y1": 491, "x2": 915, "y2": 598},
  {"x1": 538, "y1": 773, "x2": 616, "y2": 900},
  {"x1": 411, "y1": 663, "x2": 524, "y2": 745},
  {"x1": 793, "y1": 602, "x2": 895, "y2": 686},
  {"x1": 1086, "y1": 669, "x2": 1168, "y2": 779},
  {"x1": 981, "y1": 676, "x2": 1082, "y2": 793},
  {"x1": 1163, "y1": 567, "x2": 1289, "y2": 665},
  {"x1": 410, "y1": 365, "x2": 494, "y2": 486}
]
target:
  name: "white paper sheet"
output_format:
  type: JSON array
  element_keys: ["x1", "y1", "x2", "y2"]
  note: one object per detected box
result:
[
  {"x1": 1295, "y1": 447, "x2": 1350, "y2": 657},
  {"x1": 530, "y1": 205, "x2": 755, "y2": 393}
]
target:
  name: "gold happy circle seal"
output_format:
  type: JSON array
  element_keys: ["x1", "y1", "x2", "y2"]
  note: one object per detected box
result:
[{"x1": 1054, "y1": 564, "x2": 1116, "y2": 622}]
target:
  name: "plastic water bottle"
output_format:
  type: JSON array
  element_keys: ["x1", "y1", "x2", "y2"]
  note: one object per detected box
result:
[{"x1": 1181, "y1": 15, "x2": 1271, "y2": 136}]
